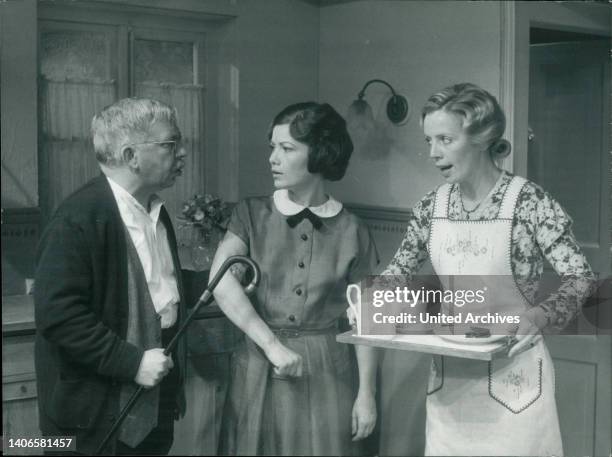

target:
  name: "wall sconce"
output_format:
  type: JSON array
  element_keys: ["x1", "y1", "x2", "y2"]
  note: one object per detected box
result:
[{"x1": 347, "y1": 79, "x2": 409, "y2": 127}]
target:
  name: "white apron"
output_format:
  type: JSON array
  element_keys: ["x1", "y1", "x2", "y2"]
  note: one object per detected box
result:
[{"x1": 425, "y1": 176, "x2": 563, "y2": 456}]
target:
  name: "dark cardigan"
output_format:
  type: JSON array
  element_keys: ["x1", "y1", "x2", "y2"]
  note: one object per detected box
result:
[{"x1": 34, "y1": 175, "x2": 186, "y2": 454}]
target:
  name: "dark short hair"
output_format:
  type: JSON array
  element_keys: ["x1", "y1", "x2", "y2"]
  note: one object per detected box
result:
[{"x1": 268, "y1": 102, "x2": 353, "y2": 181}]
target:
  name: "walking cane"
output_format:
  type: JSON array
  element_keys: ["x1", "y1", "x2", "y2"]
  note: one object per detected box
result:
[{"x1": 95, "y1": 255, "x2": 261, "y2": 455}]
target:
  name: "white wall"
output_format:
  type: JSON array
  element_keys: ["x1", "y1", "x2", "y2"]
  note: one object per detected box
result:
[
  {"x1": 319, "y1": 0, "x2": 503, "y2": 209},
  {"x1": 1, "y1": 0, "x2": 38, "y2": 208},
  {"x1": 236, "y1": 0, "x2": 320, "y2": 198}
]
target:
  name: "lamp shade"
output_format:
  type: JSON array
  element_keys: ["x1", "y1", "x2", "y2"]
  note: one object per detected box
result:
[{"x1": 346, "y1": 98, "x2": 375, "y2": 135}]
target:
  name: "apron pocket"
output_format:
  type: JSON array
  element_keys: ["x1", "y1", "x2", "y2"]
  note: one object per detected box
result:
[
  {"x1": 427, "y1": 356, "x2": 444, "y2": 395},
  {"x1": 488, "y1": 353, "x2": 543, "y2": 413}
]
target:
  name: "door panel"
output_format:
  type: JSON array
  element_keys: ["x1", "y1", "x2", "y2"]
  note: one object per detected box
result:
[
  {"x1": 552, "y1": 355, "x2": 597, "y2": 457},
  {"x1": 529, "y1": 39, "x2": 611, "y2": 457},
  {"x1": 528, "y1": 40, "x2": 609, "y2": 273},
  {"x1": 39, "y1": 21, "x2": 118, "y2": 218},
  {"x1": 131, "y1": 28, "x2": 207, "y2": 223},
  {"x1": 38, "y1": 20, "x2": 208, "y2": 224}
]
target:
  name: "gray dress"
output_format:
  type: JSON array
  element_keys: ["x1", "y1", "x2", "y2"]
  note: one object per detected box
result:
[{"x1": 220, "y1": 195, "x2": 378, "y2": 456}]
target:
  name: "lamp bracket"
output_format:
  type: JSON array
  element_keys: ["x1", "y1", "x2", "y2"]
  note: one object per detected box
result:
[
  {"x1": 356, "y1": 79, "x2": 409, "y2": 124},
  {"x1": 357, "y1": 79, "x2": 398, "y2": 99}
]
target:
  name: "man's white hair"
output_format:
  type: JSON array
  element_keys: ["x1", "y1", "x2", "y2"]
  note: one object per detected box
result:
[{"x1": 91, "y1": 98, "x2": 178, "y2": 167}]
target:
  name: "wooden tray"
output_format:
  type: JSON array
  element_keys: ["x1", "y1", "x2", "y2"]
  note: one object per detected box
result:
[{"x1": 337, "y1": 330, "x2": 510, "y2": 361}]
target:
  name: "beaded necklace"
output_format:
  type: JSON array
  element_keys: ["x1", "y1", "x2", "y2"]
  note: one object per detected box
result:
[
  {"x1": 460, "y1": 193, "x2": 486, "y2": 215},
  {"x1": 457, "y1": 170, "x2": 505, "y2": 218}
]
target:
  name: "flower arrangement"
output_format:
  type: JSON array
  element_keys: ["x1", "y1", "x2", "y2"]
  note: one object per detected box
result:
[{"x1": 178, "y1": 194, "x2": 232, "y2": 242}]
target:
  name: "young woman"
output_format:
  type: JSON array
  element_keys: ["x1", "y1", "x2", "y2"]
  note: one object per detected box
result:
[{"x1": 211, "y1": 102, "x2": 379, "y2": 455}]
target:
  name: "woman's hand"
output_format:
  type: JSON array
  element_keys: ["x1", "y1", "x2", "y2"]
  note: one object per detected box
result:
[
  {"x1": 265, "y1": 340, "x2": 303, "y2": 378},
  {"x1": 346, "y1": 306, "x2": 357, "y2": 328},
  {"x1": 508, "y1": 307, "x2": 548, "y2": 357},
  {"x1": 351, "y1": 390, "x2": 377, "y2": 441}
]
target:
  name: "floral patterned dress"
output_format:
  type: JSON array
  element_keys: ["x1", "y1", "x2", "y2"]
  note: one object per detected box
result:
[{"x1": 383, "y1": 171, "x2": 593, "y2": 328}]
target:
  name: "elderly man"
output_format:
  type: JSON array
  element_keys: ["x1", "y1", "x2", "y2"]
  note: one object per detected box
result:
[{"x1": 35, "y1": 98, "x2": 188, "y2": 455}]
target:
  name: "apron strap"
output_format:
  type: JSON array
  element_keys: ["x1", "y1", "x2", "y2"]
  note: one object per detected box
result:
[
  {"x1": 498, "y1": 176, "x2": 527, "y2": 219},
  {"x1": 433, "y1": 183, "x2": 453, "y2": 218}
]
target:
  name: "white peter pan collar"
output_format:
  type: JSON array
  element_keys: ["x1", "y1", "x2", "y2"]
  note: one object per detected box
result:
[{"x1": 273, "y1": 189, "x2": 343, "y2": 218}]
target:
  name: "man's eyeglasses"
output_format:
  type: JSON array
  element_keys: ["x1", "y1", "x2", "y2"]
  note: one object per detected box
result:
[{"x1": 123, "y1": 140, "x2": 182, "y2": 155}]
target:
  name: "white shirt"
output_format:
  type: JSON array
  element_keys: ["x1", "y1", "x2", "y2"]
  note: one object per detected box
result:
[{"x1": 107, "y1": 177, "x2": 179, "y2": 328}]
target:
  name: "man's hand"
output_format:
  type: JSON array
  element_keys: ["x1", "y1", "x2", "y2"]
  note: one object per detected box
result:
[
  {"x1": 265, "y1": 340, "x2": 303, "y2": 378},
  {"x1": 134, "y1": 348, "x2": 174, "y2": 388}
]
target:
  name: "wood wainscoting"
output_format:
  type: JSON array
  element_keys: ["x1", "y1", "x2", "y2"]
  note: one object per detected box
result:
[
  {"x1": 346, "y1": 204, "x2": 430, "y2": 456},
  {"x1": 346, "y1": 203, "x2": 412, "y2": 267}
]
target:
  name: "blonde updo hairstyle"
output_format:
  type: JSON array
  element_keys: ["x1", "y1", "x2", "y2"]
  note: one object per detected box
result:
[{"x1": 420, "y1": 83, "x2": 511, "y2": 161}]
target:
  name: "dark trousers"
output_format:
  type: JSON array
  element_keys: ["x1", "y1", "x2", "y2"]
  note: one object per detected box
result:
[{"x1": 115, "y1": 325, "x2": 180, "y2": 456}]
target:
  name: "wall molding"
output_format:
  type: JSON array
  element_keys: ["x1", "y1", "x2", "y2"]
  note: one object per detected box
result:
[
  {"x1": 38, "y1": 0, "x2": 239, "y2": 25},
  {"x1": 1, "y1": 208, "x2": 40, "y2": 228},
  {"x1": 346, "y1": 203, "x2": 411, "y2": 235},
  {"x1": 346, "y1": 203, "x2": 411, "y2": 221}
]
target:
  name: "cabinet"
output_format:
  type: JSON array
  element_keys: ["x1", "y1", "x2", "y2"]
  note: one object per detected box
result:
[
  {"x1": 170, "y1": 352, "x2": 232, "y2": 455},
  {"x1": 2, "y1": 295, "x2": 41, "y2": 456},
  {"x1": 171, "y1": 269, "x2": 242, "y2": 456}
]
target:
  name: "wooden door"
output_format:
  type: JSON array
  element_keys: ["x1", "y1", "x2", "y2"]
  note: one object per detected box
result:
[
  {"x1": 38, "y1": 14, "x2": 209, "y2": 226},
  {"x1": 528, "y1": 39, "x2": 611, "y2": 457},
  {"x1": 38, "y1": 20, "x2": 119, "y2": 221},
  {"x1": 129, "y1": 27, "x2": 208, "y2": 223}
]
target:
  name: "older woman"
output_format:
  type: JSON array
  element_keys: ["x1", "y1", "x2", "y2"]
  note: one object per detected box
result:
[
  {"x1": 211, "y1": 102, "x2": 379, "y2": 455},
  {"x1": 378, "y1": 83, "x2": 594, "y2": 456}
]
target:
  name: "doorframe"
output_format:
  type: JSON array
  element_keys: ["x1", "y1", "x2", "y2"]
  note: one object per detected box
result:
[
  {"x1": 500, "y1": 3, "x2": 611, "y2": 456},
  {"x1": 501, "y1": 1, "x2": 611, "y2": 178},
  {"x1": 499, "y1": 1, "x2": 516, "y2": 174},
  {"x1": 504, "y1": 1, "x2": 611, "y2": 276}
]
